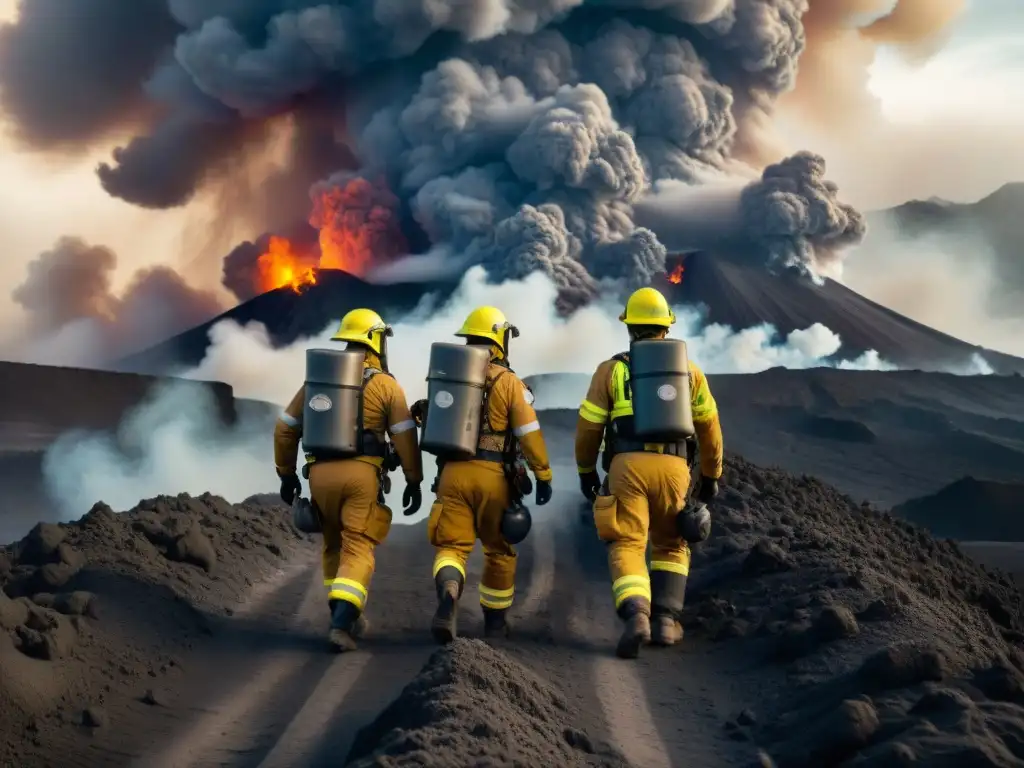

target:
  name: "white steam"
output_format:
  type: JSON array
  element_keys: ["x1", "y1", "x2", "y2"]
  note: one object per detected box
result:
[
  {"x1": 42, "y1": 382, "x2": 276, "y2": 516},
  {"x1": 43, "y1": 266, "x2": 897, "y2": 521}
]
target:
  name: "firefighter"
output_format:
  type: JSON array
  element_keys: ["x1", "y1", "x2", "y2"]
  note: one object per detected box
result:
[
  {"x1": 427, "y1": 306, "x2": 553, "y2": 643},
  {"x1": 575, "y1": 287, "x2": 724, "y2": 659},
  {"x1": 274, "y1": 308, "x2": 423, "y2": 652}
]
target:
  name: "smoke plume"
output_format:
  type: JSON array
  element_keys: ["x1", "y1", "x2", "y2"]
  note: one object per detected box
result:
[
  {"x1": 7, "y1": 237, "x2": 223, "y2": 366},
  {"x1": 2, "y1": 0, "x2": 874, "y2": 313}
]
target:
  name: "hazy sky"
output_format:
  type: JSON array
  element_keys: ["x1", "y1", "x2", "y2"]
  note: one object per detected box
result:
[{"x1": 0, "y1": 0, "x2": 1021, "y2": 319}]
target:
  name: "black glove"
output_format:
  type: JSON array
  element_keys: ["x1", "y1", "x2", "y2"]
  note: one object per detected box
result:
[
  {"x1": 579, "y1": 471, "x2": 601, "y2": 502},
  {"x1": 402, "y1": 483, "x2": 422, "y2": 516},
  {"x1": 410, "y1": 399, "x2": 428, "y2": 427},
  {"x1": 280, "y1": 472, "x2": 301, "y2": 505},
  {"x1": 697, "y1": 476, "x2": 719, "y2": 504},
  {"x1": 535, "y1": 479, "x2": 552, "y2": 506}
]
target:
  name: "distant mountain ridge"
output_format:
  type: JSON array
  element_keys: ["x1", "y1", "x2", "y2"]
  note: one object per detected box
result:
[
  {"x1": 115, "y1": 182, "x2": 1024, "y2": 377},
  {"x1": 116, "y1": 248, "x2": 1024, "y2": 377}
]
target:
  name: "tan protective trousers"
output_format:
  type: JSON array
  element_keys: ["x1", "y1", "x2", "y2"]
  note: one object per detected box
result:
[
  {"x1": 593, "y1": 452, "x2": 692, "y2": 614},
  {"x1": 427, "y1": 460, "x2": 516, "y2": 610},
  {"x1": 309, "y1": 459, "x2": 393, "y2": 613}
]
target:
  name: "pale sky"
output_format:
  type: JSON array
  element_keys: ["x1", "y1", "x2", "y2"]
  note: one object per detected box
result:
[{"x1": 0, "y1": 0, "x2": 1022, "y2": 320}]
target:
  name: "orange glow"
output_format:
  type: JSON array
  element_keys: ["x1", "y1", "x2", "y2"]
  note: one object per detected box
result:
[
  {"x1": 667, "y1": 263, "x2": 684, "y2": 284},
  {"x1": 254, "y1": 175, "x2": 407, "y2": 296},
  {"x1": 256, "y1": 236, "x2": 318, "y2": 294}
]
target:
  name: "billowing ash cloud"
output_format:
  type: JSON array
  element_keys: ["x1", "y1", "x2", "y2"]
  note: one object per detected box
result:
[
  {"x1": 2, "y1": 0, "x2": 874, "y2": 313},
  {"x1": 8, "y1": 237, "x2": 223, "y2": 365},
  {"x1": 0, "y1": 0, "x2": 180, "y2": 149},
  {"x1": 739, "y1": 151, "x2": 866, "y2": 275}
]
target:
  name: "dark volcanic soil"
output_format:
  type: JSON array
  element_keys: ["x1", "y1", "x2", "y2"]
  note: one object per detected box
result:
[
  {"x1": 1, "y1": 451, "x2": 1023, "y2": 767},
  {"x1": 686, "y1": 457, "x2": 1024, "y2": 767},
  {"x1": 892, "y1": 477, "x2": 1024, "y2": 542},
  {"x1": 346, "y1": 639, "x2": 629, "y2": 767},
  {"x1": 0, "y1": 494, "x2": 309, "y2": 767}
]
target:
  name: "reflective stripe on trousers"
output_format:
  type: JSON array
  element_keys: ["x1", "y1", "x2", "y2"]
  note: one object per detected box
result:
[
  {"x1": 612, "y1": 573, "x2": 651, "y2": 609},
  {"x1": 479, "y1": 584, "x2": 514, "y2": 610},
  {"x1": 325, "y1": 577, "x2": 368, "y2": 610}
]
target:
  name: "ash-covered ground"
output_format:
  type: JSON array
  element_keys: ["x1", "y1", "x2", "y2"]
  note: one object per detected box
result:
[{"x1": 2, "y1": 442, "x2": 1022, "y2": 767}]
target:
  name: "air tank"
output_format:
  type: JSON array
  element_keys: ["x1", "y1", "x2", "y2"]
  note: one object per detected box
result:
[
  {"x1": 629, "y1": 338, "x2": 695, "y2": 442},
  {"x1": 420, "y1": 343, "x2": 490, "y2": 458},
  {"x1": 302, "y1": 348, "x2": 366, "y2": 456}
]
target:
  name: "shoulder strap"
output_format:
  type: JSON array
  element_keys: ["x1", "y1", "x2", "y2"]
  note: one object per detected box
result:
[
  {"x1": 481, "y1": 368, "x2": 514, "y2": 437},
  {"x1": 610, "y1": 352, "x2": 632, "y2": 404}
]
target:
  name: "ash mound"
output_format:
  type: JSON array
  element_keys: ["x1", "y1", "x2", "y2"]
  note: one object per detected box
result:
[
  {"x1": 692, "y1": 456, "x2": 1024, "y2": 767},
  {"x1": 346, "y1": 638, "x2": 628, "y2": 767},
  {"x1": 0, "y1": 493, "x2": 305, "y2": 766},
  {"x1": 892, "y1": 477, "x2": 1024, "y2": 543}
]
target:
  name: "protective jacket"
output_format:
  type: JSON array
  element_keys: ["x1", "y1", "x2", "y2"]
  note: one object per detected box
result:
[
  {"x1": 575, "y1": 353, "x2": 723, "y2": 479},
  {"x1": 274, "y1": 349, "x2": 422, "y2": 618},
  {"x1": 429, "y1": 358, "x2": 551, "y2": 612},
  {"x1": 573, "y1": 349, "x2": 724, "y2": 630}
]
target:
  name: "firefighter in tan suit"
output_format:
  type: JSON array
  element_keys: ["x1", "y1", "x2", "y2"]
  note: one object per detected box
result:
[
  {"x1": 427, "y1": 306, "x2": 553, "y2": 643},
  {"x1": 274, "y1": 308, "x2": 423, "y2": 652},
  {"x1": 575, "y1": 287, "x2": 724, "y2": 659}
]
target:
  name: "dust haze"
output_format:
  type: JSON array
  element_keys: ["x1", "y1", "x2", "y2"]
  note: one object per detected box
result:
[{"x1": 841, "y1": 214, "x2": 1024, "y2": 358}]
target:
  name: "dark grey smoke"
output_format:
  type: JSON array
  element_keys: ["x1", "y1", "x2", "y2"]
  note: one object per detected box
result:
[
  {"x1": 2, "y1": 0, "x2": 866, "y2": 309},
  {"x1": 0, "y1": 0, "x2": 180, "y2": 150},
  {"x1": 740, "y1": 150, "x2": 866, "y2": 275},
  {"x1": 97, "y1": 114, "x2": 255, "y2": 209},
  {"x1": 9, "y1": 237, "x2": 223, "y2": 364},
  {"x1": 221, "y1": 238, "x2": 269, "y2": 303},
  {"x1": 632, "y1": 151, "x2": 866, "y2": 279}
]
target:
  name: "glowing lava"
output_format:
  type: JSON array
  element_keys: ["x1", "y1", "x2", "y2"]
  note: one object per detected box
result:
[
  {"x1": 667, "y1": 263, "x2": 684, "y2": 284},
  {"x1": 257, "y1": 236, "x2": 318, "y2": 294},
  {"x1": 253, "y1": 175, "x2": 408, "y2": 295}
]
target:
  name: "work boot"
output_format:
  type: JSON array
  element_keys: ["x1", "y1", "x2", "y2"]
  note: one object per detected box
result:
[
  {"x1": 328, "y1": 599, "x2": 360, "y2": 653},
  {"x1": 328, "y1": 627, "x2": 358, "y2": 652},
  {"x1": 351, "y1": 613, "x2": 369, "y2": 639},
  {"x1": 483, "y1": 607, "x2": 510, "y2": 639},
  {"x1": 650, "y1": 614, "x2": 684, "y2": 647},
  {"x1": 615, "y1": 598, "x2": 652, "y2": 660},
  {"x1": 431, "y1": 579, "x2": 461, "y2": 645}
]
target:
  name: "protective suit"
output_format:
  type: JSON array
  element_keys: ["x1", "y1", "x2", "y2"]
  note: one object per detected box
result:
[
  {"x1": 425, "y1": 306, "x2": 553, "y2": 643},
  {"x1": 575, "y1": 287, "x2": 724, "y2": 659},
  {"x1": 274, "y1": 308, "x2": 423, "y2": 652}
]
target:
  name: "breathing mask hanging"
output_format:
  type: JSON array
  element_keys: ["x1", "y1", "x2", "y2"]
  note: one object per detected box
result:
[
  {"x1": 292, "y1": 497, "x2": 322, "y2": 534},
  {"x1": 676, "y1": 501, "x2": 711, "y2": 544},
  {"x1": 501, "y1": 501, "x2": 532, "y2": 545}
]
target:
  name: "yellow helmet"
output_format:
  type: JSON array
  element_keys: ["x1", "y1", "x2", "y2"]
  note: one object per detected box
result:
[
  {"x1": 330, "y1": 308, "x2": 393, "y2": 355},
  {"x1": 619, "y1": 287, "x2": 676, "y2": 327},
  {"x1": 455, "y1": 306, "x2": 520, "y2": 352}
]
